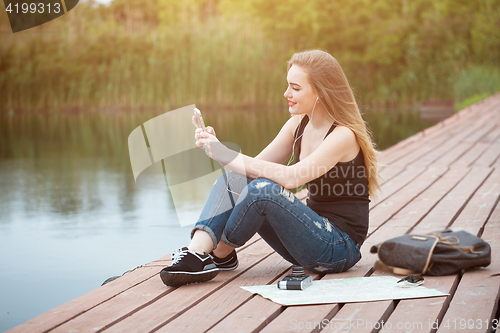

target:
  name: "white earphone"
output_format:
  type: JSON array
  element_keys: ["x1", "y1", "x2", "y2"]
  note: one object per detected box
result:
[
  {"x1": 286, "y1": 96, "x2": 320, "y2": 166},
  {"x1": 310, "y1": 96, "x2": 319, "y2": 122}
]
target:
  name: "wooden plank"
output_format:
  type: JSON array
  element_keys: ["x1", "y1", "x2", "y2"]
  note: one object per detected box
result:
[
  {"x1": 379, "y1": 119, "x2": 465, "y2": 167},
  {"x1": 471, "y1": 139, "x2": 500, "y2": 167},
  {"x1": 364, "y1": 96, "x2": 492, "y2": 187},
  {"x1": 379, "y1": 99, "x2": 496, "y2": 167},
  {"x1": 378, "y1": 122, "x2": 447, "y2": 166},
  {"x1": 258, "y1": 166, "x2": 472, "y2": 333},
  {"x1": 251, "y1": 166, "x2": 454, "y2": 333},
  {"x1": 368, "y1": 166, "x2": 449, "y2": 233},
  {"x1": 205, "y1": 273, "x2": 332, "y2": 333},
  {"x1": 52, "y1": 274, "x2": 174, "y2": 333},
  {"x1": 332, "y1": 98, "x2": 487, "y2": 185},
  {"x1": 369, "y1": 166, "x2": 426, "y2": 210},
  {"x1": 452, "y1": 142, "x2": 492, "y2": 168},
  {"x1": 379, "y1": 276, "x2": 459, "y2": 333},
  {"x1": 320, "y1": 301, "x2": 395, "y2": 333},
  {"x1": 432, "y1": 142, "x2": 475, "y2": 168},
  {"x1": 444, "y1": 167, "x2": 500, "y2": 235},
  {"x1": 153, "y1": 252, "x2": 291, "y2": 333},
  {"x1": 411, "y1": 109, "x2": 499, "y2": 169},
  {"x1": 368, "y1": 167, "x2": 469, "y2": 234},
  {"x1": 396, "y1": 111, "x2": 497, "y2": 169},
  {"x1": 206, "y1": 290, "x2": 289, "y2": 333},
  {"x1": 379, "y1": 131, "x2": 421, "y2": 159},
  {"x1": 461, "y1": 115, "x2": 500, "y2": 143},
  {"x1": 376, "y1": 164, "x2": 406, "y2": 187},
  {"x1": 375, "y1": 101, "x2": 486, "y2": 164},
  {"x1": 392, "y1": 101, "x2": 499, "y2": 169},
  {"x1": 253, "y1": 302, "x2": 338, "y2": 333},
  {"x1": 7, "y1": 235, "x2": 263, "y2": 333},
  {"x1": 220, "y1": 260, "x2": 377, "y2": 333},
  {"x1": 250, "y1": 237, "x2": 403, "y2": 333},
  {"x1": 6, "y1": 265, "x2": 166, "y2": 333},
  {"x1": 379, "y1": 168, "x2": 499, "y2": 333},
  {"x1": 319, "y1": 167, "x2": 493, "y2": 333},
  {"x1": 8, "y1": 96, "x2": 500, "y2": 333},
  {"x1": 436, "y1": 179, "x2": 500, "y2": 333},
  {"x1": 377, "y1": 102, "x2": 481, "y2": 165},
  {"x1": 315, "y1": 167, "x2": 474, "y2": 333},
  {"x1": 435, "y1": 266, "x2": 500, "y2": 333},
  {"x1": 410, "y1": 167, "x2": 493, "y2": 233},
  {"x1": 115, "y1": 120, "x2": 486, "y2": 332},
  {"x1": 76, "y1": 239, "x2": 275, "y2": 333},
  {"x1": 412, "y1": 140, "x2": 467, "y2": 169},
  {"x1": 481, "y1": 124, "x2": 500, "y2": 142}
]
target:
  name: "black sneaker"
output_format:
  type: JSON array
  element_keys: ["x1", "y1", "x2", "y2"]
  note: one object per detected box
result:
[
  {"x1": 160, "y1": 247, "x2": 220, "y2": 287},
  {"x1": 210, "y1": 249, "x2": 239, "y2": 271}
]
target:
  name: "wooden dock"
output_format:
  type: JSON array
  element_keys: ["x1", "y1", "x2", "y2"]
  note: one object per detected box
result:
[{"x1": 8, "y1": 93, "x2": 500, "y2": 333}]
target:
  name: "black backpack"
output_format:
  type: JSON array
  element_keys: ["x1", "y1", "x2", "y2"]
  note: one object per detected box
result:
[{"x1": 370, "y1": 229, "x2": 491, "y2": 276}]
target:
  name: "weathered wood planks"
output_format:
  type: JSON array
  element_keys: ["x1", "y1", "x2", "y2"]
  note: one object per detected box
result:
[{"x1": 7, "y1": 93, "x2": 500, "y2": 333}]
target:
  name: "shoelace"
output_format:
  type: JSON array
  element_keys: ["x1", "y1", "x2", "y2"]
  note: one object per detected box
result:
[
  {"x1": 171, "y1": 248, "x2": 213, "y2": 264},
  {"x1": 171, "y1": 248, "x2": 183, "y2": 260},
  {"x1": 171, "y1": 249, "x2": 188, "y2": 265}
]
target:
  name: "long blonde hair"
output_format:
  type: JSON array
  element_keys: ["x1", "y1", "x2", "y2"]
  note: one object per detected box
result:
[{"x1": 287, "y1": 50, "x2": 380, "y2": 197}]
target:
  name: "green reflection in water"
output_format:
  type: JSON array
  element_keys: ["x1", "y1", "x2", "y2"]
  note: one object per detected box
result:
[{"x1": 0, "y1": 108, "x2": 436, "y2": 218}]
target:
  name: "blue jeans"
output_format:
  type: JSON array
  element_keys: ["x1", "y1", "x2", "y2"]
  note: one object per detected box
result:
[{"x1": 191, "y1": 172, "x2": 362, "y2": 274}]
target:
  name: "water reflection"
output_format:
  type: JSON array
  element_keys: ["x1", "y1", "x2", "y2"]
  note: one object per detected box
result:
[
  {"x1": 0, "y1": 108, "x2": 435, "y2": 331},
  {"x1": 0, "y1": 108, "x2": 435, "y2": 223}
]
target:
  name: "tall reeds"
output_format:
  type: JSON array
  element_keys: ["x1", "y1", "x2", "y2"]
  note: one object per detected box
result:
[
  {"x1": 0, "y1": 9, "x2": 287, "y2": 112},
  {"x1": 1, "y1": 0, "x2": 499, "y2": 113},
  {"x1": 454, "y1": 66, "x2": 500, "y2": 110}
]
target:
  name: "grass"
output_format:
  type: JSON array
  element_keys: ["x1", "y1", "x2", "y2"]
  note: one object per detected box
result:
[{"x1": 454, "y1": 65, "x2": 500, "y2": 111}]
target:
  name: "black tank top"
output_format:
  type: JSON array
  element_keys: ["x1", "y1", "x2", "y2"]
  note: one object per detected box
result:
[{"x1": 293, "y1": 115, "x2": 370, "y2": 245}]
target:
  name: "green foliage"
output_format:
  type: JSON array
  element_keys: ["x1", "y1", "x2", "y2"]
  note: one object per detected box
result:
[
  {"x1": 456, "y1": 93, "x2": 491, "y2": 111},
  {"x1": 454, "y1": 65, "x2": 500, "y2": 110},
  {"x1": 0, "y1": 0, "x2": 499, "y2": 112}
]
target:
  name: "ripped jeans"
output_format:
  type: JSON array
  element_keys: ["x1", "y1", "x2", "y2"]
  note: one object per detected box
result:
[{"x1": 191, "y1": 172, "x2": 361, "y2": 274}]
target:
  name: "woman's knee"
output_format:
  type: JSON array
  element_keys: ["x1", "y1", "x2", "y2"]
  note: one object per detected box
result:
[
  {"x1": 247, "y1": 178, "x2": 282, "y2": 199},
  {"x1": 214, "y1": 171, "x2": 248, "y2": 188},
  {"x1": 227, "y1": 171, "x2": 250, "y2": 184}
]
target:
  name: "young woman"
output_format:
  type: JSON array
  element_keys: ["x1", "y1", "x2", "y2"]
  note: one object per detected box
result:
[{"x1": 160, "y1": 49, "x2": 380, "y2": 287}]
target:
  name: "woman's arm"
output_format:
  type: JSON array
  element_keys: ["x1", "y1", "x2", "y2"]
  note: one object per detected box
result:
[
  {"x1": 191, "y1": 114, "x2": 300, "y2": 164},
  {"x1": 253, "y1": 115, "x2": 302, "y2": 163},
  {"x1": 196, "y1": 123, "x2": 358, "y2": 189}
]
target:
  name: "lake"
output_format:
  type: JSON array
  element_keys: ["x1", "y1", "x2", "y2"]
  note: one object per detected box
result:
[{"x1": 0, "y1": 107, "x2": 436, "y2": 331}]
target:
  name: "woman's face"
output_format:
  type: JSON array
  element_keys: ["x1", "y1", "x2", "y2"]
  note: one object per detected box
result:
[{"x1": 284, "y1": 65, "x2": 318, "y2": 116}]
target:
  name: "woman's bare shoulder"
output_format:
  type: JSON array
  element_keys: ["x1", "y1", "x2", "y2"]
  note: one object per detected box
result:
[
  {"x1": 329, "y1": 125, "x2": 360, "y2": 161},
  {"x1": 283, "y1": 114, "x2": 304, "y2": 134},
  {"x1": 332, "y1": 125, "x2": 356, "y2": 139}
]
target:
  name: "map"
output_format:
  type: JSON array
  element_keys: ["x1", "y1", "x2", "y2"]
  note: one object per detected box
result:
[{"x1": 241, "y1": 276, "x2": 448, "y2": 306}]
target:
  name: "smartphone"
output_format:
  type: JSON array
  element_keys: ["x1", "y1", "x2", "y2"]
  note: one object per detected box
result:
[
  {"x1": 194, "y1": 107, "x2": 215, "y2": 172},
  {"x1": 194, "y1": 108, "x2": 206, "y2": 131}
]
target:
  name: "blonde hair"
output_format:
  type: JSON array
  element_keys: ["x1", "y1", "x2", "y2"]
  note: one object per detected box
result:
[{"x1": 287, "y1": 50, "x2": 380, "y2": 198}]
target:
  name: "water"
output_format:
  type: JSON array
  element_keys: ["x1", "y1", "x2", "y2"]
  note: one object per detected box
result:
[{"x1": 0, "y1": 108, "x2": 435, "y2": 331}]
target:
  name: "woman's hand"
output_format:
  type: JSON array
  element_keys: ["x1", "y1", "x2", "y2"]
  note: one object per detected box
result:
[
  {"x1": 194, "y1": 129, "x2": 220, "y2": 158},
  {"x1": 192, "y1": 115, "x2": 228, "y2": 161},
  {"x1": 192, "y1": 115, "x2": 216, "y2": 137}
]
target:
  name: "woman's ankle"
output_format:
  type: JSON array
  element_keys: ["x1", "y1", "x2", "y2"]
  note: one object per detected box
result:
[
  {"x1": 212, "y1": 242, "x2": 234, "y2": 258},
  {"x1": 188, "y1": 230, "x2": 214, "y2": 254}
]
